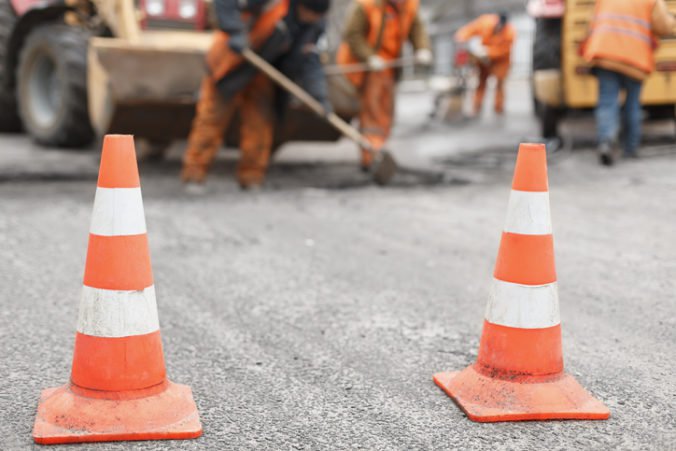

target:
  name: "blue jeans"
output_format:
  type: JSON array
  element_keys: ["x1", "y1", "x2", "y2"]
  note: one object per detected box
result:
[{"x1": 595, "y1": 68, "x2": 643, "y2": 156}]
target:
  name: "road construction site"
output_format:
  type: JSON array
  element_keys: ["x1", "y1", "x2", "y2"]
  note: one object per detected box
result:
[{"x1": 1, "y1": 75, "x2": 675, "y2": 449}]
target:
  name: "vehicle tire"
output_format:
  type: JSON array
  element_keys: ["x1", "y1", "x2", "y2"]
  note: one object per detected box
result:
[
  {"x1": 0, "y1": 0, "x2": 22, "y2": 132},
  {"x1": 531, "y1": 18, "x2": 562, "y2": 118},
  {"x1": 16, "y1": 24, "x2": 93, "y2": 147},
  {"x1": 645, "y1": 105, "x2": 675, "y2": 120}
]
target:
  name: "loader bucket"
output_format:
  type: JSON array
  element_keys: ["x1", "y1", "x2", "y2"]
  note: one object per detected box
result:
[
  {"x1": 88, "y1": 32, "x2": 212, "y2": 142},
  {"x1": 88, "y1": 31, "x2": 356, "y2": 149}
]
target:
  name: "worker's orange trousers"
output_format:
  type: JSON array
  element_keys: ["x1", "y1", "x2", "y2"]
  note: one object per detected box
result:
[
  {"x1": 474, "y1": 62, "x2": 508, "y2": 115},
  {"x1": 182, "y1": 74, "x2": 275, "y2": 186},
  {"x1": 358, "y1": 70, "x2": 395, "y2": 168}
]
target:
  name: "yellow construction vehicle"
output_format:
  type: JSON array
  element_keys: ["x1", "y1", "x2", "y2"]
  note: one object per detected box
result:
[
  {"x1": 0, "y1": 0, "x2": 358, "y2": 152},
  {"x1": 530, "y1": 0, "x2": 676, "y2": 139}
]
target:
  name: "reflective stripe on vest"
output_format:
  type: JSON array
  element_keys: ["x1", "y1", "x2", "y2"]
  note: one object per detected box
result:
[
  {"x1": 206, "y1": 0, "x2": 288, "y2": 81},
  {"x1": 336, "y1": 0, "x2": 418, "y2": 86},
  {"x1": 591, "y1": 11, "x2": 652, "y2": 46},
  {"x1": 365, "y1": 0, "x2": 418, "y2": 60},
  {"x1": 584, "y1": 0, "x2": 656, "y2": 74},
  {"x1": 592, "y1": 25, "x2": 651, "y2": 45}
]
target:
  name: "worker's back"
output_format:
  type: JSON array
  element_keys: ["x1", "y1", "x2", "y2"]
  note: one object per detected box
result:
[
  {"x1": 583, "y1": 0, "x2": 657, "y2": 79},
  {"x1": 455, "y1": 14, "x2": 515, "y2": 62}
]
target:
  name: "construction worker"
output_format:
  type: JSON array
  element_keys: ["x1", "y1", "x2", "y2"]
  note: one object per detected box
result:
[
  {"x1": 583, "y1": 0, "x2": 676, "y2": 166},
  {"x1": 181, "y1": 0, "x2": 331, "y2": 189},
  {"x1": 455, "y1": 12, "x2": 515, "y2": 116},
  {"x1": 337, "y1": 0, "x2": 432, "y2": 170}
]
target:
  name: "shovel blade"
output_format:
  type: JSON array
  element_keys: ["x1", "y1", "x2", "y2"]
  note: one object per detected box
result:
[{"x1": 372, "y1": 151, "x2": 398, "y2": 185}]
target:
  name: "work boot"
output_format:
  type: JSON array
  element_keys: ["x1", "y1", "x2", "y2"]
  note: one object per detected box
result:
[
  {"x1": 623, "y1": 149, "x2": 639, "y2": 160},
  {"x1": 240, "y1": 182, "x2": 263, "y2": 192},
  {"x1": 238, "y1": 173, "x2": 265, "y2": 191},
  {"x1": 181, "y1": 164, "x2": 207, "y2": 183},
  {"x1": 598, "y1": 141, "x2": 616, "y2": 166},
  {"x1": 360, "y1": 149, "x2": 374, "y2": 172},
  {"x1": 137, "y1": 139, "x2": 170, "y2": 162},
  {"x1": 184, "y1": 182, "x2": 207, "y2": 195}
]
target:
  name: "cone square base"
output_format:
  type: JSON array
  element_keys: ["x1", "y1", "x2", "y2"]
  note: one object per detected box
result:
[
  {"x1": 433, "y1": 365, "x2": 610, "y2": 422},
  {"x1": 33, "y1": 381, "x2": 202, "y2": 444}
]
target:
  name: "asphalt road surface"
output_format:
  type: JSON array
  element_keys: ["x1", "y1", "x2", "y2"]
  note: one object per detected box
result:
[{"x1": 1, "y1": 84, "x2": 676, "y2": 450}]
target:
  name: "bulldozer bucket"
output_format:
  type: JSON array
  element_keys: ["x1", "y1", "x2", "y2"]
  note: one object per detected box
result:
[
  {"x1": 88, "y1": 31, "x2": 212, "y2": 142},
  {"x1": 88, "y1": 31, "x2": 356, "y2": 149}
]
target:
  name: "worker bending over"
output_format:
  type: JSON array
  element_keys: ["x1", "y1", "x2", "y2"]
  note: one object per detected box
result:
[
  {"x1": 455, "y1": 12, "x2": 515, "y2": 116},
  {"x1": 583, "y1": 0, "x2": 676, "y2": 165},
  {"x1": 338, "y1": 0, "x2": 432, "y2": 170},
  {"x1": 182, "y1": 0, "x2": 331, "y2": 189}
]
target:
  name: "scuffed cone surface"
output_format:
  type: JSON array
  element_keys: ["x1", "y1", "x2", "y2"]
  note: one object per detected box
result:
[
  {"x1": 32, "y1": 381, "x2": 202, "y2": 444},
  {"x1": 433, "y1": 366, "x2": 610, "y2": 422}
]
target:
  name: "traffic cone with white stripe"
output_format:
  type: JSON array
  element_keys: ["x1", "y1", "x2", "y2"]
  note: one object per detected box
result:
[
  {"x1": 33, "y1": 135, "x2": 202, "y2": 444},
  {"x1": 433, "y1": 143, "x2": 610, "y2": 422}
]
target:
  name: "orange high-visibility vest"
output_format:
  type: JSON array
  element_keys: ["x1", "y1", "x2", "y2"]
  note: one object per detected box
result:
[
  {"x1": 337, "y1": 0, "x2": 419, "y2": 86},
  {"x1": 583, "y1": 0, "x2": 657, "y2": 75},
  {"x1": 455, "y1": 14, "x2": 515, "y2": 63},
  {"x1": 206, "y1": 0, "x2": 289, "y2": 81}
]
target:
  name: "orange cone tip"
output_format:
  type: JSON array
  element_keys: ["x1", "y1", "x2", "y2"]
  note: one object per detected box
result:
[
  {"x1": 32, "y1": 135, "x2": 202, "y2": 444},
  {"x1": 433, "y1": 143, "x2": 610, "y2": 422}
]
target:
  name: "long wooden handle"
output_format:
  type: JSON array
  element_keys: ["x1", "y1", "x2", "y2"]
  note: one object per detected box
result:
[
  {"x1": 241, "y1": 48, "x2": 374, "y2": 151},
  {"x1": 323, "y1": 57, "x2": 416, "y2": 76}
]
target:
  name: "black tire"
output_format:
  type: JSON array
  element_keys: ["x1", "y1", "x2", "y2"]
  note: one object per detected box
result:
[
  {"x1": 645, "y1": 105, "x2": 675, "y2": 120},
  {"x1": 16, "y1": 24, "x2": 93, "y2": 147},
  {"x1": 0, "y1": 0, "x2": 22, "y2": 132},
  {"x1": 532, "y1": 18, "x2": 562, "y2": 118}
]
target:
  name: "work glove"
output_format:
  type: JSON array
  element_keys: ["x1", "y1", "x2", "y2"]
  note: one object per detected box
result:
[
  {"x1": 228, "y1": 32, "x2": 249, "y2": 54},
  {"x1": 415, "y1": 48, "x2": 433, "y2": 66},
  {"x1": 368, "y1": 55, "x2": 386, "y2": 71}
]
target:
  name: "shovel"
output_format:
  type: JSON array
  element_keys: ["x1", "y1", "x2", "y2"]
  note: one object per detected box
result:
[
  {"x1": 241, "y1": 48, "x2": 397, "y2": 185},
  {"x1": 323, "y1": 56, "x2": 416, "y2": 76}
]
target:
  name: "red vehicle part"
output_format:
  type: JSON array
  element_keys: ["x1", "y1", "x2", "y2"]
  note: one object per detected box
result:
[
  {"x1": 454, "y1": 48, "x2": 469, "y2": 68},
  {"x1": 527, "y1": 0, "x2": 565, "y2": 18},
  {"x1": 139, "y1": 0, "x2": 209, "y2": 30},
  {"x1": 9, "y1": 0, "x2": 37, "y2": 16}
]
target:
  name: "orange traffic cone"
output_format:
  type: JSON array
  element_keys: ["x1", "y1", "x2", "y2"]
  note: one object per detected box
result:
[
  {"x1": 33, "y1": 135, "x2": 202, "y2": 444},
  {"x1": 433, "y1": 143, "x2": 610, "y2": 422}
]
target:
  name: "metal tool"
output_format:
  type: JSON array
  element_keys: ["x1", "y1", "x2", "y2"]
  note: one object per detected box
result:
[
  {"x1": 323, "y1": 57, "x2": 416, "y2": 76},
  {"x1": 242, "y1": 48, "x2": 397, "y2": 185}
]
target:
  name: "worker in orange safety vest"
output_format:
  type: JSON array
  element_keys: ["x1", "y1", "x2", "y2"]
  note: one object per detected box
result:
[
  {"x1": 582, "y1": 0, "x2": 676, "y2": 165},
  {"x1": 337, "y1": 0, "x2": 432, "y2": 170},
  {"x1": 455, "y1": 12, "x2": 515, "y2": 116},
  {"x1": 181, "y1": 0, "x2": 332, "y2": 190}
]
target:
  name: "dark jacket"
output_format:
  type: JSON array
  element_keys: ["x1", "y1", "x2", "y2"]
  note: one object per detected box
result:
[
  {"x1": 213, "y1": 0, "x2": 272, "y2": 36},
  {"x1": 276, "y1": 0, "x2": 330, "y2": 112},
  {"x1": 213, "y1": 0, "x2": 329, "y2": 112}
]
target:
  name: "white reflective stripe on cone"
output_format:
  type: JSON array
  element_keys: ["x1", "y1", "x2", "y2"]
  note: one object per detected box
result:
[
  {"x1": 78, "y1": 285, "x2": 159, "y2": 337},
  {"x1": 504, "y1": 190, "x2": 552, "y2": 235},
  {"x1": 485, "y1": 279, "x2": 560, "y2": 329},
  {"x1": 90, "y1": 187, "x2": 147, "y2": 236}
]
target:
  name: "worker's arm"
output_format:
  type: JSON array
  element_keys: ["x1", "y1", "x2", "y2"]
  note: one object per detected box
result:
[
  {"x1": 343, "y1": 3, "x2": 375, "y2": 62},
  {"x1": 213, "y1": 0, "x2": 270, "y2": 51},
  {"x1": 651, "y1": 0, "x2": 676, "y2": 37},
  {"x1": 454, "y1": 17, "x2": 481, "y2": 42},
  {"x1": 408, "y1": 12, "x2": 431, "y2": 50}
]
